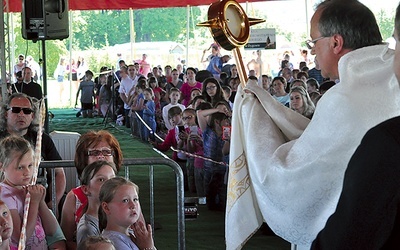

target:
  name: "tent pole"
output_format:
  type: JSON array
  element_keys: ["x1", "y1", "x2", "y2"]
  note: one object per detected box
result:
[
  {"x1": 186, "y1": 5, "x2": 189, "y2": 67},
  {"x1": 69, "y1": 10, "x2": 73, "y2": 107},
  {"x1": 130, "y1": 8, "x2": 135, "y2": 62},
  {"x1": 305, "y1": 0, "x2": 309, "y2": 38},
  {"x1": 0, "y1": 0, "x2": 8, "y2": 101},
  {"x1": 42, "y1": 40, "x2": 49, "y2": 133},
  {"x1": 10, "y1": 12, "x2": 15, "y2": 80}
]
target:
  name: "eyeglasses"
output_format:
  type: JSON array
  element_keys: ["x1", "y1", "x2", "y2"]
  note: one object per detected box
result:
[
  {"x1": 182, "y1": 115, "x2": 193, "y2": 121},
  {"x1": 8, "y1": 107, "x2": 34, "y2": 114},
  {"x1": 19, "y1": 58, "x2": 24, "y2": 61},
  {"x1": 305, "y1": 36, "x2": 327, "y2": 50},
  {"x1": 206, "y1": 85, "x2": 217, "y2": 90},
  {"x1": 87, "y1": 148, "x2": 113, "y2": 157}
]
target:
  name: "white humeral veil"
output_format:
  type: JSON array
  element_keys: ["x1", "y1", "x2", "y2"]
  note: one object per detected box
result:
[{"x1": 225, "y1": 44, "x2": 400, "y2": 249}]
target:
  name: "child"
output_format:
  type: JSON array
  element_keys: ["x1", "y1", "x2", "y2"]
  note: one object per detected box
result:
[
  {"x1": 78, "y1": 236, "x2": 115, "y2": 250},
  {"x1": 76, "y1": 161, "x2": 117, "y2": 248},
  {"x1": 142, "y1": 88, "x2": 157, "y2": 142},
  {"x1": 180, "y1": 67, "x2": 202, "y2": 107},
  {"x1": 188, "y1": 95, "x2": 206, "y2": 110},
  {"x1": 0, "y1": 136, "x2": 59, "y2": 249},
  {"x1": 75, "y1": 70, "x2": 95, "y2": 118},
  {"x1": 151, "y1": 106, "x2": 188, "y2": 190},
  {"x1": 221, "y1": 85, "x2": 233, "y2": 109},
  {"x1": 181, "y1": 108, "x2": 203, "y2": 196},
  {"x1": 130, "y1": 79, "x2": 146, "y2": 139},
  {"x1": 0, "y1": 198, "x2": 13, "y2": 250},
  {"x1": 147, "y1": 77, "x2": 164, "y2": 111},
  {"x1": 99, "y1": 177, "x2": 155, "y2": 250},
  {"x1": 197, "y1": 101, "x2": 231, "y2": 211},
  {"x1": 201, "y1": 77, "x2": 225, "y2": 107},
  {"x1": 162, "y1": 88, "x2": 185, "y2": 130},
  {"x1": 99, "y1": 75, "x2": 113, "y2": 118},
  {"x1": 189, "y1": 88, "x2": 202, "y2": 105}
]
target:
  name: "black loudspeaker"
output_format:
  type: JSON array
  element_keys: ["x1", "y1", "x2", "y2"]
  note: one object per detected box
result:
[{"x1": 22, "y1": 0, "x2": 69, "y2": 41}]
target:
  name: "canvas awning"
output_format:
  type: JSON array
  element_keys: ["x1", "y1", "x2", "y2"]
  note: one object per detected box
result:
[{"x1": 7, "y1": 0, "x2": 274, "y2": 12}]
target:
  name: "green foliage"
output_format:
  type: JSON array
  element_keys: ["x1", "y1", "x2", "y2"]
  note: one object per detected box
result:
[
  {"x1": 376, "y1": 9, "x2": 395, "y2": 40},
  {"x1": 72, "y1": 10, "x2": 130, "y2": 51},
  {"x1": 68, "y1": 7, "x2": 202, "y2": 50},
  {"x1": 134, "y1": 7, "x2": 198, "y2": 42},
  {"x1": 87, "y1": 52, "x2": 112, "y2": 73},
  {"x1": 12, "y1": 13, "x2": 68, "y2": 79}
]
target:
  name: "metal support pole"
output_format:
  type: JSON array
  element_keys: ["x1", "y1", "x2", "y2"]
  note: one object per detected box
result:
[
  {"x1": 42, "y1": 40, "x2": 49, "y2": 133},
  {"x1": 186, "y1": 5, "x2": 190, "y2": 67},
  {"x1": 0, "y1": 2, "x2": 8, "y2": 101},
  {"x1": 129, "y1": 8, "x2": 135, "y2": 61}
]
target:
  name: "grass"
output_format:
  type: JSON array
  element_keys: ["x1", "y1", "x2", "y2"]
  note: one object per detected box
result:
[{"x1": 48, "y1": 108, "x2": 290, "y2": 250}]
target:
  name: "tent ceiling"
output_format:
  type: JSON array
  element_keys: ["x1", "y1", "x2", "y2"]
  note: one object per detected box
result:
[{"x1": 7, "y1": 0, "x2": 274, "y2": 12}]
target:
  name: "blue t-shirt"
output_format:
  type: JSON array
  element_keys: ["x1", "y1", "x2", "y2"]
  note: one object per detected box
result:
[
  {"x1": 136, "y1": 93, "x2": 145, "y2": 116},
  {"x1": 143, "y1": 100, "x2": 155, "y2": 118},
  {"x1": 102, "y1": 230, "x2": 139, "y2": 250},
  {"x1": 206, "y1": 56, "x2": 222, "y2": 75}
]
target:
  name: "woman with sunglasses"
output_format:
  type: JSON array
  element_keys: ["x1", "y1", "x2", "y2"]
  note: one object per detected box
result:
[{"x1": 61, "y1": 130, "x2": 123, "y2": 250}]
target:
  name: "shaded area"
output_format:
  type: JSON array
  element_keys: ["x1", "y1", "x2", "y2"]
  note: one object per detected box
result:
[{"x1": 48, "y1": 108, "x2": 290, "y2": 249}]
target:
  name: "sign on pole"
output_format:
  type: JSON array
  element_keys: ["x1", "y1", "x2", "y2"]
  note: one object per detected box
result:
[{"x1": 244, "y1": 28, "x2": 276, "y2": 50}]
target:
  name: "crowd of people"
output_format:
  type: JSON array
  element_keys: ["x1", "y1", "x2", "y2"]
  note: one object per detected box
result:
[
  {"x1": 0, "y1": 94, "x2": 155, "y2": 249},
  {"x1": 2, "y1": 0, "x2": 400, "y2": 249}
]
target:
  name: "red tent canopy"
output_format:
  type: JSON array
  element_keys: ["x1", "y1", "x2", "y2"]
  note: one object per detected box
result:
[{"x1": 7, "y1": 0, "x2": 270, "y2": 12}]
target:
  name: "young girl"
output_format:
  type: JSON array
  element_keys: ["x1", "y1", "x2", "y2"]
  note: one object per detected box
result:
[
  {"x1": 99, "y1": 177, "x2": 155, "y2": 250},
  {"x1": 148, "y1": 77, "x2": 164, "y2": 111},
  {"x1": 289, "y1": 86, "x2": 315, "y2": 119},
  {"x1": 0, "y1": 198, "x2": 13, "y2": 250},
  {"x1": 0, "y1": 136, "x2": 58, "y2": 249},
  {"x1": 76, "y1": 161, "x2": 117, "y2": 248},
  {"x1": 201, "y1": 77, "x2": 225, "y2": 107},
  {"x1": 188, "y1": 95, "x2": 206, "y2": 110},
  {"x1": 130, "y1": 80, "x2": 147, "y2": 139},
  {"x1": 142, "y1": 88, "x2": 157, "y2": 142}
]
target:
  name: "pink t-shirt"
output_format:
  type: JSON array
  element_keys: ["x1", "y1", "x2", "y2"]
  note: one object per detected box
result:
[
  {"x1": 180, "y1": 82, "x2": 202, "y2": 107},
  {"x1": 0, "y1": 183, "x2": 47, "y2": 250}
]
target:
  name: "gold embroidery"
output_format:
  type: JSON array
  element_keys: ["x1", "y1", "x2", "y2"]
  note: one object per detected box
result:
[{"x1": 227, "y1": 152, "x2": 250, "y2": 212}]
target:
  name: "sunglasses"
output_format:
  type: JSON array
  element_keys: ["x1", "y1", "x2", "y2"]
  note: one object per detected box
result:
[
  {"x1": 8, "y1": 107, "x2": 34, "y2": 114},
  {"x1": 87, "y1": 148, "x2": 113, "y2": 157}
]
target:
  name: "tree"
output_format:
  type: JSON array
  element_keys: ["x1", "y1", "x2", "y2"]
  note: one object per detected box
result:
[
  {"x1": 72, "y1": 10, "x2": 130, "y2": 50},
  {"x1": 135, "y1": 7, "x2": 200, "y2": 42},
  {"x1": 12, "y1": 13, "x2": 68, "y2": 79},
  {"x1": 376, "y1": 9, "x2": 395, "y2": 41}
]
